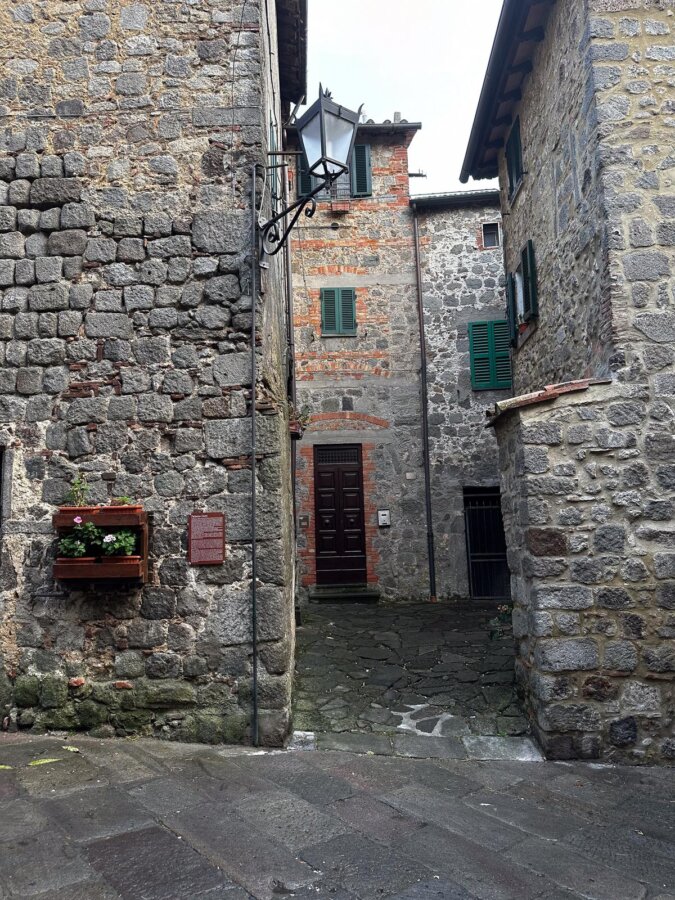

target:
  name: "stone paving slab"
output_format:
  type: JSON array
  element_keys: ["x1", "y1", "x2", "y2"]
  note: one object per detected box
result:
[
  {"x1": 294, "y1": 602, "x2": 529, "y2": 750},
  {"x1": 312, "y1": 729, "x2": 543, "y2": 762},
  {"x1": 1, "y1": 734, "x2": 674, "y2": 900}
]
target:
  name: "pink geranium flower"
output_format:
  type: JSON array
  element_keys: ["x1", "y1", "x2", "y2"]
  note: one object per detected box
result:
[{"x1": 73, "y1": 516, "x2": 83, "y2": 524}]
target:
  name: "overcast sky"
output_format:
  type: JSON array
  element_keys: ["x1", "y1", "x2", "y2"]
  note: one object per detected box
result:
[{"x1": 305, "y1": 0, "x2": 503, "y2": 195}]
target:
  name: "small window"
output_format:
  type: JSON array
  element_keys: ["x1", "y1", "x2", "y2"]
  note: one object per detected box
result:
[
  {"x1": 468, "y1": 320, "x2": 512, "y2": 391},
  {"x1": 505, "y1": 117, "x2": 524, "y2": 199},
  {"x1": 482, "y1": 223, "x2": 500, "y2": 248},
  {"x1": 321, "y1": 288, "x2": 357, "y2": 336},
  {"x1": 298, "y1": 145, "x2": 372, "y2": 200}
]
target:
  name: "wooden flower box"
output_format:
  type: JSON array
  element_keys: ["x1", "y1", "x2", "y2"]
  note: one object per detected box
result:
[
  {"x1": 53, "y1": 556, "x2": 146, "y2": 582},
  {"x1": 53, "y1": 506, "x2": 149, "y2": 584},
  {"x1": 53, "y1": 505, "x2": 146, "y2": 528}
]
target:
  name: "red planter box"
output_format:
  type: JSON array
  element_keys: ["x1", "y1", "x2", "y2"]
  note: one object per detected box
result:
[
  {"x1": 53, "y1": 506, "x2": 146, "y2": 528},
  {"x1": 53, "y1": 506, "x2": 149, "y2": 584},
  {"x1": 53, "y1": 556, "x2": 146, "y2": 582}
]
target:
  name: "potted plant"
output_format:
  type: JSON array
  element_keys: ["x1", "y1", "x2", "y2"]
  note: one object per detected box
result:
[{"x1": 53, "y1": 475, "x2": 148, "y2": 583}]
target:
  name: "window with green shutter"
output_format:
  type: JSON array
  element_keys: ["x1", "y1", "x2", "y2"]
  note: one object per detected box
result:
[
  {"x1": 321, "y1": 288, "x2": 357, "y2": 335},
  {"x1": 506, "y1": 118, "x2": 524, "y2": 199},
  {"x1": 521, "y1": 239, "x2": 538, "y2": 321},
  {"x1": 468, "y1": 321, "x2": 513, "y2": 391},
  {"x1": 351, "y1": 144, "x2": 372, "y2": 197},
  {"x1": 298, "y1": 145, "x2": 371, "y2": 199}
]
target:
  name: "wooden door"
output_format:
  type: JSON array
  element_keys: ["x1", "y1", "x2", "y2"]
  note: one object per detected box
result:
[{"x1": 314, "y1": 445, "x2": 367, "y2": 585}]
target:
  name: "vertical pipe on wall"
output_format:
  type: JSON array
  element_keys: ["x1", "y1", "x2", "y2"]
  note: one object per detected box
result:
[
  {"x1": 412, "y1": 203, "x2": 438, "y2": 603},
  {"x1": 283, "y1": 180, "x2": 298, "y2": 528},
  {"x1": 250, "y1": 164, "x2": 260, "y2": 745}
]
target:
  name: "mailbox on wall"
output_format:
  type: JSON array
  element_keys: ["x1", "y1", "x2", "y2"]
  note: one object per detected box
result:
[{"x1": 378, "y1": 509, "x2": 391, "y2": 528}]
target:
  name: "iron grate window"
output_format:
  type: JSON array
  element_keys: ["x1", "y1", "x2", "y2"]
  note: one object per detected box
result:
[{"x1": 316, "y1": 446, "x2": 360, "y2": 465}]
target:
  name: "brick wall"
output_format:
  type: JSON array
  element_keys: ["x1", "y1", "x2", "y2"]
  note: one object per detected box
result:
[{"x1": 291, "y1": 127, "x2": 430, "y2": 601}]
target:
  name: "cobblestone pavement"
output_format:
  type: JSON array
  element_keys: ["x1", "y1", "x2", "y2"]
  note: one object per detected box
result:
[
  {"x1": 1, "y1": 733, "x2": 674, "y2": 900},
  {"x1": 294, "y1": 602, "x2": 530, "y2": 753}
]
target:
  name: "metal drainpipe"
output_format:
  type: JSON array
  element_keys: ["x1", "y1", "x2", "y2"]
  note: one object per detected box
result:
[
  {"x1": 250, "y1": 163, "x2": 260, "y2": 745},
  {"x1": 283, "y1": 183, "x2": 297, "y2": 528},
  {"x1": 412, "y1": 202, "x2": 437, "y2": 603}
]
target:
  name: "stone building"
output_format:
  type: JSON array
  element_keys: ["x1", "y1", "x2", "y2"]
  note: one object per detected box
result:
[
  {"x1": 461, "y1": 0, "x2": 674, "y2": 762},
  {"x1": 291, "y1": 123, "x2": 511, "y2": 602},
  {"x1": 413, "y1": 191, "x2": 511, "y2": 602},
  {"x1": 0, "y1": 0, "x2": 305, "y2": 745}
]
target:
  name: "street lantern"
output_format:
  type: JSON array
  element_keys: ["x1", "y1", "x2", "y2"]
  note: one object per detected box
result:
[
  {"x1": 296, "y1": 86, "x2": 362, "y2": 182},
  {"x1": 257, "y1": 87, "x2": 362, "y2": 257}
]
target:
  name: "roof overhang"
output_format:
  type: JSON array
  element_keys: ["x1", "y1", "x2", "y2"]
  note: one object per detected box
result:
[
  {"x1": 410, "y1": 189, "x2": 501, "y2": 210},
  {"x1": 276, "y1": 0, "x2": 307, "y2": 105},
  {"x1": 460, "y1": 0, "x2": 554, "y2": 183}
]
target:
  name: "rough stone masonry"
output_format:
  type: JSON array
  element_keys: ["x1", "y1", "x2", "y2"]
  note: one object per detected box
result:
[
  {"x1": 0, "y1": 0, "x2": 298, "y2": 744},
  {"x1": 486, "y1": 0, "x2": 675, "y2": 762}
]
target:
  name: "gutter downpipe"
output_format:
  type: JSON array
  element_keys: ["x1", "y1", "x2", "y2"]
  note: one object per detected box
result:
[
  {"x1": 283, "y1": 186, "x2": 297, "y2": 528},
  {"x1": 250, "y1": 164, "x2": 260, "y2": 746},
  {"x1": 411, "y1": 202, "x2": 437, "y2": 603}
]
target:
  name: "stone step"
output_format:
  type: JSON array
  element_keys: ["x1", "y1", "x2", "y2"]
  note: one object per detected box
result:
[{"x1": 308, "y1": 585, "x2": 380, "y2": 604}]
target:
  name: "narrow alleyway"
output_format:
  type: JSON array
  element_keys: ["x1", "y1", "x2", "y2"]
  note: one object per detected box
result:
[{"x1": 293, "y1": 601, "x2": 530, "y2": 755}]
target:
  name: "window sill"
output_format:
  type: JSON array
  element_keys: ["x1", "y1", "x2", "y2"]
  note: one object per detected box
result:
[
  {"x1": 515, "y1": 318, "x2": 537, "y2": 350},
  {"x1": 321, "y1": 332, "x2": 358, "y2": 339}
]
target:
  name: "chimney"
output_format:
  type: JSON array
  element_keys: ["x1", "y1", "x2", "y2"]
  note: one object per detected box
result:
[{"x1": 394, "y1": 111, "x2": 401, "y2": 123}]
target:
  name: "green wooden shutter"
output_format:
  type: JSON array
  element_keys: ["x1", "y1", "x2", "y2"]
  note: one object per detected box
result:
[
  {"x1": 321, "y1": 288, "x2": 356, "y2": 334},
  {"x1": 351, "y1": 144, "x2": 372, "y2": 197},
  {"x1": 506, "y1": 273, "x2": 517, "y2": 347},
  {"x1": 298, "y1": 154, "x2": 312, "y2": 198},
  {"x1": 492, "y1": 321, "x2": 513, "y2": 389},
  {"x1": 321, "y1": 288, "x2": 338, "y2": 334},
  {"x1": 469, "y1": 322, "x2": 493, "y2": 390},
  {"x1": 339, "y1": 288, "x2": 356, "y2": 333},
  {"x1": 524, "y1": 239, "x2": 538, "y2": 319},
  {"x1": 469, "y1": 321, "x2": 512, "y2": 391}
]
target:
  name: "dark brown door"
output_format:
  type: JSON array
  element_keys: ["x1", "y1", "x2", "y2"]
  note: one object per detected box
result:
[{"x1": 314, "y1": 445, "x2": 367, "y2": 585}]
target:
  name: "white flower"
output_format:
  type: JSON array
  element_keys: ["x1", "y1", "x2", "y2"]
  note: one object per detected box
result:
[{"x1": 103, "y1": 534, "x2": 116, "y2": 543}]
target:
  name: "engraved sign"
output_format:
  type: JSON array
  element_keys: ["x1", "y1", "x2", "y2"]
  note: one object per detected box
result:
[{"x1": 188, "y1": 513, "x2": 225, "y2": 565}]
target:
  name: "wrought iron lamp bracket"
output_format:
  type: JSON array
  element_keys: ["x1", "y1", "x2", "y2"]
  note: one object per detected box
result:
[{"x1": 258, "y1": 173, "x2": 340, "y2": 258}]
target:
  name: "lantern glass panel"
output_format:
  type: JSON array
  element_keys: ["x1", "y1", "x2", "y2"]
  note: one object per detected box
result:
[
  {"x1": 323, "y1": 111, "x2": 355, "y2": 173},
  {"x1": 300, "y1": 112, "x2": 322, "y2": 174}
]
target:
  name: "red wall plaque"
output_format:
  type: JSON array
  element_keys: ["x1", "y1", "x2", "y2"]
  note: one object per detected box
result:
[{"x1": 188, "y1": 513, "x2": 226, "y2": 565}]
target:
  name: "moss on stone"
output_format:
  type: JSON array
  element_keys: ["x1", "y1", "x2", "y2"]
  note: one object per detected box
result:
[
  {"x1": 14, "y1": 675, "x2": 40, "y2": 708},
  {"x1": 76, "y1": 700, "x2": 110, "y2": 728},
  {"x1": 135, "y1": 679, "x2": 196, "y2": 708},
  {"x1": 39, "y1": 675, "x2": 69, "y2": 710}
]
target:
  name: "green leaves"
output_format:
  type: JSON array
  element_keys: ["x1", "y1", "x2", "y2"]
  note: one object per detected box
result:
[{"x1": 58, "y1": 520, "x2": 137, "y2": 558}]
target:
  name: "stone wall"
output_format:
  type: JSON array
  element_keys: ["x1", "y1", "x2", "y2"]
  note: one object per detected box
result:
[
  {"x1": 497, "y1": 0, "x2": 612, "y2": 393},
  {"x1": 496, "y1": 384, "x2": 673, "y2": 763},
  {"x1": 416, "y1": 199, "x2": 508, "y2": 599},
  {"x1": 490, "y1": 0, "x2": 674, "y2": 761},
  {"x1": 0, "y1": 0, "x2": 296, "y2": 745},
  {"x1": 292, "y1": 127, "x2": 429, "y2": 601}
]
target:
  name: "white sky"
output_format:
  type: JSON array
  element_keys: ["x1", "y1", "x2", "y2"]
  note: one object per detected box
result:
[{"x1": 305, "y1": 0, "x2": 503, "y2": 194}]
